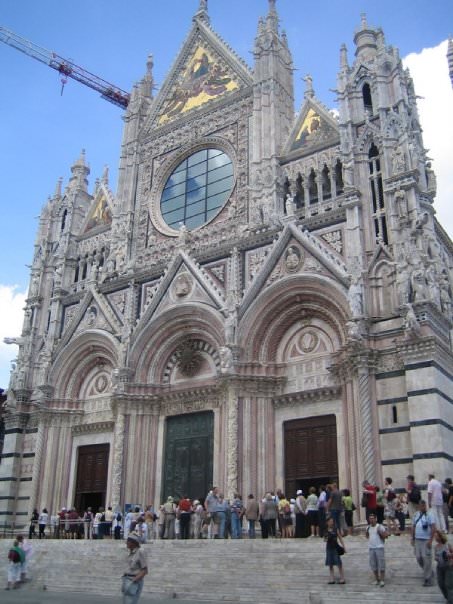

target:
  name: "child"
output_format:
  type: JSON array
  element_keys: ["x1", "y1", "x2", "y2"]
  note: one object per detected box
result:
[
  {"x1": 324, "y1": 516, "x2": 346, "y2": 584},
  {"x1": 366, "y1": 512, "x2": 388, "y2": 587}
]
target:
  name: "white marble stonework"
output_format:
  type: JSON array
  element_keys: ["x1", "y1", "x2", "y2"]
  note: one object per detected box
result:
[{"x1": 0, "y1": 4, "x2": 452, "y2": 528}]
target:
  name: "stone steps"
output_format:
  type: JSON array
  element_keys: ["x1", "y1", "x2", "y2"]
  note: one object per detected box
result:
[{"x1": 0, "y1": 536, "x2": 447, "y2": 603}]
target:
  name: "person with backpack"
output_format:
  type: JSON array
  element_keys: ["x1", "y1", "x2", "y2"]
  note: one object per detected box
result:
[
  {"x1": 5, "y1": 539, "x2": 25, "y2": 590},
  {"x1": 412, "y1": 499, "x2": 436, "y2": 586},
  {"x1": 406, "y1": 474, "x2": 421, "y2": 519},
  {"x1": 16, "y1": 534, "x2": 32, "y2": 583},
  {"x1": 366, "y1": 512, "x2": 388, "y2": 587}
]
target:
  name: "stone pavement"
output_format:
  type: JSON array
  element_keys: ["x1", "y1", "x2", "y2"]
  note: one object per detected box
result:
[
  {"x1": 1, "y1": 535, "x2": 449, "y2": 603},
  {"x1": 1, "y1": 590, "x2": 222, "y2": 604}
]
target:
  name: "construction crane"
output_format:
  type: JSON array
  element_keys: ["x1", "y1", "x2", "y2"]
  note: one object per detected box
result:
[{"x1": 0, "y1": 25, "x2": 130, "y2": 109}]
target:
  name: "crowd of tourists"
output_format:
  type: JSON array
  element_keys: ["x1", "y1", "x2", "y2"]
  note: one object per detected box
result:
[{"x1": 6, "y1": 473, "x2": 453, "y2": 600}]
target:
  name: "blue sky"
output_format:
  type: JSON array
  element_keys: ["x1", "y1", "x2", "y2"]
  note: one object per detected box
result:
[{"x1": 1, "y1": 0, "x2": 452, "y2": 388}]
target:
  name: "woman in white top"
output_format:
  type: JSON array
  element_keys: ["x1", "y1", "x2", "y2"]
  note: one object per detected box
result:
[
  {"x1": 38, "y1": 508, "x2": 48, "y2": 539},
  {"x1": 306, "y1": 487, "x2": 319, "y2": 537}
]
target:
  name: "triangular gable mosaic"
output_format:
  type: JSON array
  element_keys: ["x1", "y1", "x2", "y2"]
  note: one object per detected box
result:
[
  {"x1": 83, "y1": 190, "x2": 112, "y2": 234},
  {"x1": 157, "y1": 45, "x2": 241, "y2": 125},
  {"x1": 289, "y1": 102, "x2": 339, "y2": 153}
]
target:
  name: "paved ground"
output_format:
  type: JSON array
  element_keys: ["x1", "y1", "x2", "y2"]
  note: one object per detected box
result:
[{"x1": 1, "y1": 588, "x2": 222, "y2": 604}]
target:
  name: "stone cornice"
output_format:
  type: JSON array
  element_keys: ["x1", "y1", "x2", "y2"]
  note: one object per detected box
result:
[
  {"x1": 396, "y1": 335, "x2": 453, "y2": 366},
  {"x1": 112, "y1": 383, "x2": 220, "y2": 404},
  {"x1": 4, "y1": 412, "x2": 29, "y2": 430},
  {"x1": 273, "y1": 385, "x2": 342, "y2": 408},
  {"x1": 220, "y1": 374, "x2": 287, "y2": 397}
]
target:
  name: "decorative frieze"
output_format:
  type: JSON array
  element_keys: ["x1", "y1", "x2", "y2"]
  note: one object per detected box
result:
[
  {"x1": 72, "y1": 421, "x2": 114, "y2": 435},
  {"x1": 162, "y1": 398, "x2": 220, "y2": 417}
]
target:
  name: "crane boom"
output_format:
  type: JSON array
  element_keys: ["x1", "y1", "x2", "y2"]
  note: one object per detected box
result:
[{"x1": 0, "y1": 25, "x2": 130, "y2": 108}]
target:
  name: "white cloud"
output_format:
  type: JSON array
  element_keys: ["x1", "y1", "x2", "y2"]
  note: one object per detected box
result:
[
  {"x1": 403, "y1": 40, "x2": 453, "y2": 239},
  {"x1": 0, "y1": 285, "x2": 27, "y2": 390}
]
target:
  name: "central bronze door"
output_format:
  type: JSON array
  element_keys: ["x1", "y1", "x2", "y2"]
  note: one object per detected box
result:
[
  {"x1": 284, "y1": 414, "x2": 338, "y2": 496},
  {"x1": 162, "y1": 411, "x2": 213, "y2": 502}
]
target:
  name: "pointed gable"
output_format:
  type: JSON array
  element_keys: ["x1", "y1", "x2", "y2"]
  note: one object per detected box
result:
[
  {"x1": 82, "y1": 183, "x2": 113, "y2": 235},
  {"x1": 286, "y1": 98, "x2": 339, "y2": 154},
  {"x1": 148, "y1": 17, "x2": 252, "y2": 130},
  {"x1": 240, "y1": 223, "x2": 349, "y2": 320},
  {"x1": 134, "y1": 248, "x2": 226, "y2": 337}
]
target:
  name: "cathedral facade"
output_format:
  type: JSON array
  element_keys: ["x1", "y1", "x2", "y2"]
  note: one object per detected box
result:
[{"x1": 1, "y1": 1, "x2": 452, "y2": 526}]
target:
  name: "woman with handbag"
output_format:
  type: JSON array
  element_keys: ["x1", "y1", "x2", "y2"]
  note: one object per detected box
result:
[{"x1": 324, "y1": 516, "x2": 346, "y2": 584}]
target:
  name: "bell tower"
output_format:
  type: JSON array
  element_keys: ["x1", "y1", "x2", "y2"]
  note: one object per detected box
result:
[{"x1": 337, "y1": 14, "x2": 435, "y2": 258}]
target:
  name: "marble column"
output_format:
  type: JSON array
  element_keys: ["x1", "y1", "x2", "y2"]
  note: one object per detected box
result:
[
  {"x1": 226, "y1": 390, "x2": 239, "y2": 501},
  {"x1": 27, "y1": 414, "x2": 45, "y2": 517},
  {"x1": 110, "y1": 411, "x2": 125, "y2": 510}
]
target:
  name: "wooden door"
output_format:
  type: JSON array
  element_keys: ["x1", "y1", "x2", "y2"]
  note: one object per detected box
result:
[
  {"x1": 74, "y1": 443, "x2": 109, "y2": 512},
  {"x1": 284, "y1": 414, "x2": 338, "y2": 496}
]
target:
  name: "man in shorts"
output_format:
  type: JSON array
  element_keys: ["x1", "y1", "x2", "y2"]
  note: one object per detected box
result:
[{"x1": 366, "y1": 512, "x2": 388, "y2": 587}]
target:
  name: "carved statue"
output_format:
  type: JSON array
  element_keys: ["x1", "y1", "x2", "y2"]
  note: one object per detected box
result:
[
  {"x1": 219, "y1": 346, "x2": 234, "y2": 373},
  {"x1": 411, "y1": 268, "x2": 427, "y2": 302},
  {"x1": 425, "y1": 263, "x2": 440, "y2": 307},
  {"x1": 346, "y1": 320, "x2": 362, "y2": 341},
  {"x1": 30, "y1": 274, "x2": 40, "y2": 296},
  {"x1": 425, "y1": 162, "x2": 437, "y2": 195},
  {"x1": 285, "y1": 246, "x2": 300, "y2": 271},
  {"x1": 392, "y1": 146, "x2": 406, "y2": 174},
  {"x1": 403, "y1": 303, "x2": 420, "y2": 335},
  {"x1": 396, "y1": 262, "x2": 411, "y2": 306},
  {"x1": 174, "y1": 273, "x2": 192, "y2": 297},
  {"x1": 23, "y1": 307, "x2": 33, "y2": 333},
  {"x1": 178, "y1": 224, "x2": 189, "y2": 247},
  {"x1": 343, "y1": 157, "x2": 354, "y2": 188},
  {"x1": 394, "y1": 189, "x2": 408, "y2": 220},
  {"x1": 224, "y1": 309, "x2": 237, "y2": 346},
  {"x1": 440, "y1": 274, "x2": 452, "y2": 318},
  {"x1": 285, "y1": 193, "x2": 296, "y2": 216},
  {"x1": 86, "y1": 306, "x2": 97, "y2": 326},
  {"x1": 54, "y1": 263, "x2": 64, "y2": 287},
  {"x1": 348, "y1": 273, "x2": 363, "y2": 317}
]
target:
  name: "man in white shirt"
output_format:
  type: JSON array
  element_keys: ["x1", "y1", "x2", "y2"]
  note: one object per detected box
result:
[
  {"x1": 412, "y1": 499, "x2": 436, "y2": 586},
  {"x1": 428, "y1": 473, "x2": 446, "y2": 532},
  {"x1": 366, "y1": 512, "x2": 388, "y2": 587}
]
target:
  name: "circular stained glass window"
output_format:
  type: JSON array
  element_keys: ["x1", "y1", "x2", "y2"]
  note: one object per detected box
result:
[{"x1": 160, "y1": 148, "x2": 234, "y2": 231}]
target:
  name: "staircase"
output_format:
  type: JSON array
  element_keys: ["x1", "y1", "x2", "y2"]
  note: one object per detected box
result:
[{"x1": 0, "y1": 535, "x2": 448, "y2": 603}]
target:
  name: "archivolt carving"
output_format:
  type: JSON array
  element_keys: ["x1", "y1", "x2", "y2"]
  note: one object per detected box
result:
[{"x1": 163, "y1": 338, "x2": 220, "y2": 384}]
